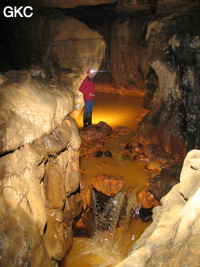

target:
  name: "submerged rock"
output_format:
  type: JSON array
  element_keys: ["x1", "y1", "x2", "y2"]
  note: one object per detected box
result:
[
  {"x1": 104, "y1": 150, "x2": 112, "y2": 157},
  {"x1": 94, "y1": 150, "x2": 104, "y2": 157}
]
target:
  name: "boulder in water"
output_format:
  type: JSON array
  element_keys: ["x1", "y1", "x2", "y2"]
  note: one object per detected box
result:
[{"x1": 92, "y1": 174, "x2": 125, "y2": 197}]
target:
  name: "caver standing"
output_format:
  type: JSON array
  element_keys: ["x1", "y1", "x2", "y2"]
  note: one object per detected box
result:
[{"x1": 79, "y1": 68, "x2": 96, "y2": 127}]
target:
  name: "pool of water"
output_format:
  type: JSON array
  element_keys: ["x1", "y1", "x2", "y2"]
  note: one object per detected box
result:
[{"x1": 76, "y1": 91, "x2": 144, "y2": 133}]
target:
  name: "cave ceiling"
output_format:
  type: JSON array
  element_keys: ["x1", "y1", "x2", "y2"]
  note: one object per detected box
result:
[{"x1": 24, "y1": 0, "x2": 200, "y2": 14}]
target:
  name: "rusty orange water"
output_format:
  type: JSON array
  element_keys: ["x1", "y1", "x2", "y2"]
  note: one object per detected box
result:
[
  {"x1": 61, "y1": 92, "x2": 152, "y2": 267},
  {"x1": 60, "y1": 218, "x2": 151, "y2": 267},
  {"x1": 76, "y1": 91, "x2": 144, "y2": 132}
]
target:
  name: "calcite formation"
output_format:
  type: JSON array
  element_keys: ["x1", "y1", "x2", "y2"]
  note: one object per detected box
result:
[
  {"x1": 0, "y1": 71, "x2": 81, "y2": 266},
  {"x1": 117, "y1": 149, "x2": 200, "y2": 266}
]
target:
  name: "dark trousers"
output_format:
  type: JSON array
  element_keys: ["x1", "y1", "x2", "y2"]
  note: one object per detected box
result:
[
  {"x1": 84, "y1": 99, "x2": 94, "y2": 116},
  {"x1": 83, "y1": 99, "x2": 94, "y2": 127}
]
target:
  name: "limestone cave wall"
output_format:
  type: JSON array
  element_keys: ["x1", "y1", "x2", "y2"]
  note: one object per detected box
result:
[
  {"x1": 108, "y1": 16, "x2": 148, "y2": 95},
  {"x1": 137, "y1": 13, "x2": 200, "y2": 156},
  {"x1": 97, "y1": 5, "x2": 200, "y2": 156},
  {"x1": 1, "y1": 3, "x2": 200, "y2": 175},
  {"x1": 0, "y1": 71, "x2": 82, "y2": 266},
  {"x1": 0, "y1": 10, "x2": 105, "y2": 109},
  {"x1": 77, "y1": 3, "x2": 200, "y2": 156},
  {"x1": 117, "y1": 149, "x2": 200, "y2": 267},
  {"x1": 85, "y1": 3, "x2": 200, "y2": 156},
  {"x1": 1, "y1": 1, "x2": 200, "y2": 266}
]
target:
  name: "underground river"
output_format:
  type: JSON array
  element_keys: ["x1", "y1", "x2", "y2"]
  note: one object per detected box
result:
[{"x1": 61, "y1": 91, "x2": 153, "y2": 267}]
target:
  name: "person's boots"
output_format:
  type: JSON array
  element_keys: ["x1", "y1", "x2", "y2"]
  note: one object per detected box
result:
[
  {"x1": 83, "y1": 119, "x2": 87, "y2": 127},
  {"x1": 88, "y1": 115, "x2": 93, "y2": 126},
  {"x1": 83, "y1": 114, "x2": 88, "y2": 127}
]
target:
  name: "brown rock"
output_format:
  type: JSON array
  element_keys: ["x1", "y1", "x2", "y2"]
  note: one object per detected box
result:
[
  {"x1": 63, "y1": 193, "x2": 83, "y2": 222},
  {"x1": 133, "y1": 153, "x2": 149, "y2": 162},
  {"x1": 79, "y1": 121, "x2": 112, "y2": 140},
  {"x1": 137, "y1": 108, "x2": 150, "y2": 122},
  {"x1": 134, "y1": 146, "x2": 144, "y2": 154},
  {"x1": 44, "y1": 209, "x2": 72, "y2": 261},
  {"x1": 148, "y1": 163, "x2": 182, "y2": 201},
  {"x1": 143, "y1": 143, "x2": 158, "y2": 158},
  {"x1": 137, "y1": 187, "x2": 159, "y2": 209},
  {"x1": 0, "y1": 72, "x2": 82, "y2": 266},
  {"x1": 104, "y1": 150, "x2": 112, "y2": 157},
  {"x1": 114, "y1": 126, "x2": 132, "y2": 135},
  {"x1": 125, "y1": 140, "x2": 142, "y2": 150},
  {"x1": 145, "y1": 160, "x2": 162, "y2": 172},
  {"x1": 92, "y1": 174, "x2": 125, "y2": 196},
  {"x1": 80, "y1": 175, "x2": 92, "y2": 211}
]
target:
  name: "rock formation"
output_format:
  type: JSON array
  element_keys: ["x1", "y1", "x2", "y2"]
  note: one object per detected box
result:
[
  {"x1": 116, "y1": 149, "x2": 200, "y2": 266},
  {"x1": 92, "y1": 174, "x2": 125, "y2": 196},
  {"x1": 137, "y1": 12, "x2": 200, "y2": 156},
  {"x1": 1, "y1": 1, "x2": 200, "y2": 265},
  {"x1": 0, "y1": 13, "x2": 105, "y2": 110},
  {"x1": 25, "y1": 0, "x2": 117, "y2": 9},
  {"x1": 0, "y1": 71, "x2": 81, "y2": 266}
]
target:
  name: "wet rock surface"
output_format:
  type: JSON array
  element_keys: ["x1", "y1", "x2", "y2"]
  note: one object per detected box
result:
[
  {"x1": 78, "y1": 122, "x2": 183, "y2": 239},
  {"x1": 137, "y1": 187, "x2": 159, "y2": 210},
  {"x1": 79, "y1": 121, "x2": 112, "y2": 140},
  {"x1": 117, "y1": 149, "x2": 200, "y2": 267},
  {"x1": 148, "y1": 163, "x2": 182, "y2": 201},
  {"x1": 0, "y1": 72, "x2": 81, "y2": 266},
  {"x1": 92, "y1": 174, "x2": 125, "y2": 197},
  {"x1": 123, "y1": 136, "x2": 183, "y2": 211},
  {"x1": 1, "y1": 3, "x2": 200, "y2": 266},
  {"x1": 0, "y1": 14, "x2": 105, "y2": 111},
  {"x1": 79, "y1": 122, "x2": 183, "y2": 207},
  {"x1": 137, "y1": 13, "x2": 200, "y2": 156}
]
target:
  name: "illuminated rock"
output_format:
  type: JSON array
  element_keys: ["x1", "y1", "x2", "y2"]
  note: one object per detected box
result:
[
  {"x1": 0, "y1": 71, "x2": 81, "y2": 265},
  {"x1": 92, "y1": 174, "x2": 125, "y2": 197},
  {"x1": 137, "y1": 14, "x2": 200, "y2": 156},
  {"x1": 137, "y1": 187, "x2": 159, "y2": 209},
  {"x1": 117, "y1": 149, "x2": 200, "y2": 267},
  {"x1": 114, "y1": 126, "x2": 132, "y2": 135},
  {"x1": 0, "y1": 16, "x2": 105, "y2": 111},
  {"x1": 79, "y1": 121, "x2": 112, "y2": 140}
]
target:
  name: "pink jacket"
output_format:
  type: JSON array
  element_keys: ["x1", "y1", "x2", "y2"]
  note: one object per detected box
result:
[{"x1": 79, "y1": 77, "x2": 95, "y2": 102}]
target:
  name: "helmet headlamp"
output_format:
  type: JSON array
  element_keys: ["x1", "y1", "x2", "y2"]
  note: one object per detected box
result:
[{"x1": 87, "y1": 68, "x2": 95, "y2": 74}]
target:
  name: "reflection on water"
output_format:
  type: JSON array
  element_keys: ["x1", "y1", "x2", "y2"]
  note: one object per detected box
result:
[
  {"x1": 76, "y1": 92, "x2": 144, "y2": 133},
  {"x1": 61, "y1": 92, "x2": 151, "y2": 267}
]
